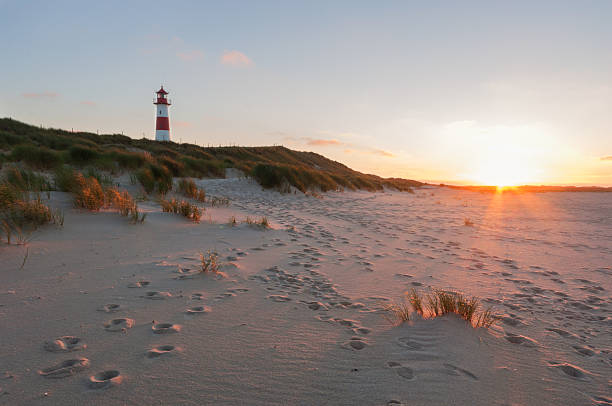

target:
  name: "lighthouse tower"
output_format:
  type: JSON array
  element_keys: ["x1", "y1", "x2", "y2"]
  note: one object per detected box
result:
[{"x1": 154, "y1": 86, "x2": 171, "y2": 141}]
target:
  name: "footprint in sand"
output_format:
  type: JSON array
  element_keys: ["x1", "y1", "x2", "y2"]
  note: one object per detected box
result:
[
  {"x1": 387, "y1": 362, "x2": 415, "y2": 380},
  {"x1": 572, "y1": 345, "x2": 596, "y2": 357},
  {"x1": 39, "y1": 358, "x2": 90, "y2": 378},
  {"x1": 186, "y1": 306, "x2": 211, "y2": 315},
  {"x1": 546, "y1": 327, "x2": 577, "y2": 339},
  {"x1": 343, "y1": 337, "x2": 368, "y2": 350},
  {"x1": 215, "y1": 292, "x2": 236, "y2": 300},
  {"x1": 98, "y1": 304, "x2": 121, "y2": 313},
  {"x1": 104, "y1": 318, "x2": 134, "y2": 332},
  {"x1": 44, "y1": 336, "x2": 86, "y2": 352},
  {"x1": 128, "y1": 281, "x2": 150, "y2": 288},
  {"x1": 504, "y1": 332, "x2": 538, "y2": 347},
  {"x1": 89, "y1": 370, "x2": 122, "y2": 389},
  {"x1": 147, "y1": 345, "x2": 177, "y2": 358},
  {"x1": 267, "y1": 295, "x2": 291, "y2": 302},
  {"x1": 547, "y1": 361, "x2": 590, "y2": 380},
  {"x1": 443, "y1": 363, "x2": 478, "y2": 380},
  {"x1": 142, "y1": 291, "x2": 172, "y2": 300},
  {"x1": 152, "y1": 323, "x2": 181, "y2": 334}
]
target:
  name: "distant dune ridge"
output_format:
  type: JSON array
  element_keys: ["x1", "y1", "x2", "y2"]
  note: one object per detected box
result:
[{"x1": 0, "y1": 118, "x2": 422, "y2": 193}]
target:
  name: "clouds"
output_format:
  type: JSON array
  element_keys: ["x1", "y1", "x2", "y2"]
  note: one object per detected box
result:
[
  {"x1": 80, "y1": 100, "x2": 96, "y2": 106},
  {"x1": 22, "y1": 92, "x2": 57, "y2": 99},
  {"x1": 307, "y1": 139, "x2": 342, "y2": 146},
  {"x1": 176, "y1": 50, "x2": 204, "y2": 61},
  {"x1": 601, "y1": 156, "x2": 612, "y2": 161},
  {"x1": 285, "y1": 135, "x2": 395, "y2": 158},
  {"x1": 220, "y1": 50, "x2": 252, "y2": 67}
]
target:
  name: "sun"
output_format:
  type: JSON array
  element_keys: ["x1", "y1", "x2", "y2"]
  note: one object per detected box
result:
[{"x1": 470, "y1": 156, "x2": 534, "y2": 188}]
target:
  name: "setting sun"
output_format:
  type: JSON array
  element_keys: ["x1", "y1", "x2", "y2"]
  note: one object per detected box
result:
[{"x1": 471, "y1": 156, "x2": 535, "y2": 187}]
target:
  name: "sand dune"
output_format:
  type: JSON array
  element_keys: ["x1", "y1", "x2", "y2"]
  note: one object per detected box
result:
[{"x1": 0, "y1": 177, "x2": 610, "y2": 405}]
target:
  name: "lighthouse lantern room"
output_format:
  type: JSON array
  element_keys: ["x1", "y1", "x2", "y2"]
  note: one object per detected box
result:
[{"x1": 154, "y1": 86, "x2": 171, "y2": 141}]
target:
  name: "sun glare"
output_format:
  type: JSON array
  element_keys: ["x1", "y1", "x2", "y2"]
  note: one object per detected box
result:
[{"x1": 470, "y1": 154, "x2": 536, "y2": 188}]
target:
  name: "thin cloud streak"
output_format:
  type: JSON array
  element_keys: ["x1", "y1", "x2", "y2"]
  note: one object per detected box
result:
[
  {"x1": 307, "y1": 139, "x2": 342, "y2": 146},
  {"x1": 176, "y1": 50, "x2": 204, "y2": 61},
  {"x1": 600, "y1": 156, "x2": 612, "y2": 161},
  {"x1": 22, "y1": 92, "x2": 58, "y2": 99},
  {"x1": 220, "y1": 50, "x2": 252, "y2": 66}
]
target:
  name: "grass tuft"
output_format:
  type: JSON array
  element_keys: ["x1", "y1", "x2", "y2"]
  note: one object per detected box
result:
[
  {"x1": 228, "y1": 216, "x2": 237, "y2": 227},
  {"x1": 245, "y1": 216, "x2": 269, "y2": 229},
  {"x1": 383, "y1": 300, "x2": 412, "y2": 325},
  {"x1": 384, "y1": 287, "x2": 498, "y2": 328},
  {"x1": 161, "y1": 198, "x2": 202, "y2": 223},
  {"x1": 199, "y1": 250, "x2": 219, "y2": 273},
  {"x1": 0, "y1": 180, "x2": 63, "y2": 244},
  {"x1": 177, "y1": 178, "x2": 206, "y2": 202}
]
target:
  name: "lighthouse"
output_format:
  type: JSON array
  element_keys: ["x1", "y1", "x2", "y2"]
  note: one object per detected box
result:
[{"x1": 154, "y1": 86, "x2": 171, "y2": 141}]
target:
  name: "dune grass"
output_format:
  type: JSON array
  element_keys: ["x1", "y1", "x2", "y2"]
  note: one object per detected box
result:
[
  {"x1": 228, "y1": 216, "x2": 237, "y2": 227},
  {"x1": 177, "y1": 178, "x2": 206, "y2": 202},
  {"x1": 52, "y1": 167, "x2": 145, "y2": 223},
  {"x1": 464, "y1": 218, "x2": 475, "y2": 226},
  {"x1": 0, "y1": 171, "x2": 63, "y2": 244},
  {"x1": 385, "y1": 288, "x2": 497, "y2": 328},
  {"x1": 383, "y1": 300, "x2": 412, "y2": 325},
  {"x1": 199, "y1": 250, "x2": 219, "y2": 273},
  {"x1": 160, "y1": 198, "x2": 202, "y2": 223},
  {"x1": 245, "y1": 216, "x2": 269, "y2": 229},
  {"x1": 0, "y1": 118, "x2": 423, "y2": 194}
]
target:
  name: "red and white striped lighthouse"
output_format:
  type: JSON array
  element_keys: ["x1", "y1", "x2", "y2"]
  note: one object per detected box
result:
[{"x1": 154, "y1": 86, "x2": 171, "y2": 141}]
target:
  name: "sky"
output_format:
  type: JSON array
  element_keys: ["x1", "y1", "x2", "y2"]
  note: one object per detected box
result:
[{"x1": 1, "y1": 0, "x2": 611, "y2": 186}]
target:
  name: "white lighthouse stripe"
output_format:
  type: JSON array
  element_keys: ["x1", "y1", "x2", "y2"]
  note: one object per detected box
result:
[
  {"x1": 156, "y1": 130, "x2": 170, "y2": 141},
  {"x1": 156, "y1": 104, "x2": 169, "y2": 118}
]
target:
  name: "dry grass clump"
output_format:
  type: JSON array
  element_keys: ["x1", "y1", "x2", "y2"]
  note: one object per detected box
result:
[
  {"x1": 161, "y1": 198, "x2": 202, "y2": 223},
  {"x1": 383, "y1": 300, "x2": 412, "y2": 325},
  {"x1": 73, "y1": 173, "x2": 105, "y2": 210},
  {"x1": 228, "y1": 216, "x2": 237, "y2": 227},
  {"x1": 464, "y1": 218, "x2": 474, "y2": 226},
  {"x1": 209, "y1": 196, "x2": 230, "y2": 207},
  {"x1": 0, "y1": 182, "x2": 63, "y2": 244},
  {"x1": 177, "y1": 178, "x2": 206, "y2": 202},
  {"x1": 54, "y1": 167, "x2": 145, "y2": 223},
  {"x1": 199, "y1": 250, "x2": 219, "y2": 273},
  {"x1": 245, "y1": 216, "x2": 269, "y2": 229},
  {"x1": 105, "y1": 188, "x2": 146, "y2": 224},
  {"x1": 384, "y1": 288, "x2": 497, "y2": 328}
]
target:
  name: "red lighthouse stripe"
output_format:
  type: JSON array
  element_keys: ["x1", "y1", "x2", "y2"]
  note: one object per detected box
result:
[{"x1": 156, "y1": 117, "x2": 170, "y2": 130}]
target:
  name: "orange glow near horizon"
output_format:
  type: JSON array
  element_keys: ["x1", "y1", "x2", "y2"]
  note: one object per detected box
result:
[{"x1": 468, "y1": 154, "x2": 538, "y2": 188}]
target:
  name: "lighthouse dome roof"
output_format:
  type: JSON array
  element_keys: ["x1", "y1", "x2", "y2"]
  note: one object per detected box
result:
[{"x1": 156, "y1": 86, "x2": 168, "y2": 95}]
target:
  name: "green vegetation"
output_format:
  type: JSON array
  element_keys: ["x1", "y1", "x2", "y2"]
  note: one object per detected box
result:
[
  {"x1": 0, "y1": 118, "x2": 423, "y2": 193},
  {"x1": 384, "y1": 288, "x2": 497, "y2": 328}
]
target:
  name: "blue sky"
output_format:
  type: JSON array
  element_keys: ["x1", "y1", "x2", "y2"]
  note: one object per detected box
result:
[{"x1": 2, "y1": 1, "x2": 611, "y2": 185}]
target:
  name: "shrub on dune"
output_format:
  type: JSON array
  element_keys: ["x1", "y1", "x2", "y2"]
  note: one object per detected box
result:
[
  {"x1": 73, "y1": 173, "x2": 105, "y2": 210},
  {"x1": 10, "y1": 145, "x2": 62, "y2": 170}
]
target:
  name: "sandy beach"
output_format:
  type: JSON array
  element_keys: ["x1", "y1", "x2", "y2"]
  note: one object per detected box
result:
[{"x1": 1, "y1": 177, "x2": 610, "y2": 405}]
